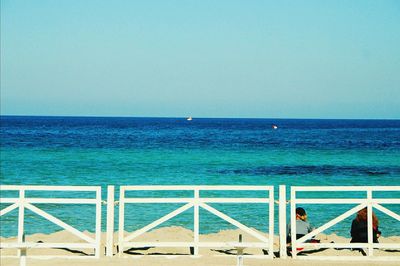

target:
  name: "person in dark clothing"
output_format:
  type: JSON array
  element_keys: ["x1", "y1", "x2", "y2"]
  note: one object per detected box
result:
[{"x1": 350, "y1": 207, "x2": 381, "y2": 243}]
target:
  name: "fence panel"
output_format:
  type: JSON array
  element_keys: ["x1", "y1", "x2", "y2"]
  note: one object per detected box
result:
[
  {"x1": 290, "y1": 186, "x2": 400, "y2": 261},
  {"x1": 0, "y1": 185, "x2": 102, "y2": 259},
  {"x1": 118, "y1": 185, "x2": 274, "y2": 258}
]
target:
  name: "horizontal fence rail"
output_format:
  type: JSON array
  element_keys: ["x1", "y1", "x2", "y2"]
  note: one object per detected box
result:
[
  {"x1": 117, "y1": 185, "x2": 275, "y2": 258},
  {"x1": 0, "y1": 185, "x2": 102, "y2": 259},
  {"x1": 290, "y1": 186, "x2": 400, "y2": 261}
]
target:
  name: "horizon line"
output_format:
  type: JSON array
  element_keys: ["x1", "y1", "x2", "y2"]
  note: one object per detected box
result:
[{"x1": 1, "y1": 114, "x2": 399, "y2": 121}]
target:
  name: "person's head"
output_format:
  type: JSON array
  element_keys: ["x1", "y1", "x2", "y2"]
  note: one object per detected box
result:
[
  {"x1": 356, "y1": 208, "x2": 379, "y2": 227},
  {"x1": 296, "y1": 207, "x2": 307, "y2": 221}
]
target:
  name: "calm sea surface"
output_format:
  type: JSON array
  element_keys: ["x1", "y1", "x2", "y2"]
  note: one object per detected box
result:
[{"x1": 1, "y1": 116, "x2": 399, "y2": 237}]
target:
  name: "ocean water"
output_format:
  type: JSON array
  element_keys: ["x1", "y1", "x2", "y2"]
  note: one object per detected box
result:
[{"x1": 0, "y1": 116, "x2": 399, "y2": 237}]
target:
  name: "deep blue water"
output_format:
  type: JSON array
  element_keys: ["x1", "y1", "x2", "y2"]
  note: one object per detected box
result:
[{"x1": 1, "y1": 116, "x2": 399, "y2": 237}]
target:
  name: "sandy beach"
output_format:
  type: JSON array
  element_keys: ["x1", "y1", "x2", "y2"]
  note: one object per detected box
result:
[{"x1": 1, "y1": 226, "x2": 399, "y2": 266}]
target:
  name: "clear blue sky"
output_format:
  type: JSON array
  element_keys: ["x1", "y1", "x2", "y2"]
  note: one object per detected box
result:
[{"x1": 1, "y1": 0, "x2": 399, "y2": 119}]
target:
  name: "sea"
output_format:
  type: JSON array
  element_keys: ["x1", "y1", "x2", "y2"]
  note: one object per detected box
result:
[{"x1": 0, "y1": 116, "x2": 399, "y2": 238}]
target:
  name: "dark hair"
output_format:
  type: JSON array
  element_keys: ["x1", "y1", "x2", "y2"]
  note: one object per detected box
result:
[{"x1": 296, "y1": 207, "x2": 306, "y2": 216}]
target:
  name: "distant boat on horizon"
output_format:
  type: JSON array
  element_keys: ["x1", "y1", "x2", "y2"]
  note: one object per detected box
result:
[
  {"x1": 187, "y1": 116, "x2": 193, "y2": 121},
  {"x1": 272, "y1": 124, "x2": 278, "y2": 129}
]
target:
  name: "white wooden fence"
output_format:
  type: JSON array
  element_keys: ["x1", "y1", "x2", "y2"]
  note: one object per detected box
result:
[
  {"x1": 116, "y1": 185, "x2": 275, "y2": 258},
  {"x1": 1, "y1": 184, "x2": 399, "y2": 262},
  {"x1": 289, "y1": 186, "x2": 400, "y2": 261},
  {"x1": 0, "y1": 185, "x2": 102, "y2": 259}
]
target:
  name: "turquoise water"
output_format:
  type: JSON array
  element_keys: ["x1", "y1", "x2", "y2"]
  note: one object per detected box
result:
[{"x1": 0, "y1": 116, "x2": 399, "y2": 237}]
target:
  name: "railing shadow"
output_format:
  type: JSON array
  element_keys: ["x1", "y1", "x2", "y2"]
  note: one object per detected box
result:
[
  {"x1": 37, "y1": 241, "x2": 91, "y2": 256},
  {"x1": 210, "y1": 248, "x2": 252, "y2": 255},
  {"x1": 123, "y1": 246, "x2": 189, "y2": 256}
]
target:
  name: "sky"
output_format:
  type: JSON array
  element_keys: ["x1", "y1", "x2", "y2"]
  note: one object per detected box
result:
[{"x1": 1, "y1": 0, "x2": 400, "y2": 119}]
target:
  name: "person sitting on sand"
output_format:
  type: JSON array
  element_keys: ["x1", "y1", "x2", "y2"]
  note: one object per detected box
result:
[
  {"x1": 350, "y1": 207, "x2": 381, "y2": 243},
  {"x1": 287, "y1": 207, "x2": 315, "y2": 244}
]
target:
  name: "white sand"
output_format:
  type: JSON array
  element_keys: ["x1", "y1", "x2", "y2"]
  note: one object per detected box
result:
[{"x1": 1, "y1": 226, "x2": 399, "y2": 266}]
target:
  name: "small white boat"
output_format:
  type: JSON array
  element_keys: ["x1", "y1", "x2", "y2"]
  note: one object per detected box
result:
[
  {"x1": 272, "y1": 125, "x2": 278, "y2": 129},
  {"x1": 187, "y1": 116, "x2": 192, "y2": 121}
]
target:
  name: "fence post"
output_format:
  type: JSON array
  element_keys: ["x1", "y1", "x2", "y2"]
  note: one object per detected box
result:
[
  {"x1": 95, "y1": 187, "x2": 102, "y2": 258},
  {"x1": 18, "y1": 189, "x2": 25, "y2": 258},
  {"x1": 269, "y1": 186, "x2": 274, "y2": 258},
  {"x1": 106, "y1": 185, "x2": 115, "y2": 257},
  {"x1": 194, "y1": 188, "x2": 200, "y2": 256},
  {"x1": 118, "y1": 187, "x2": 125, "y2": 256},
  {"x1": 367, "y1": 189, "x2": 373, "y2": 257},
  {"x1": 290, "y1": 187, "x2": 297, "y2": 258},
  {"x1": 279, "y1": 185, "x2": 287, "y2": 258}
]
